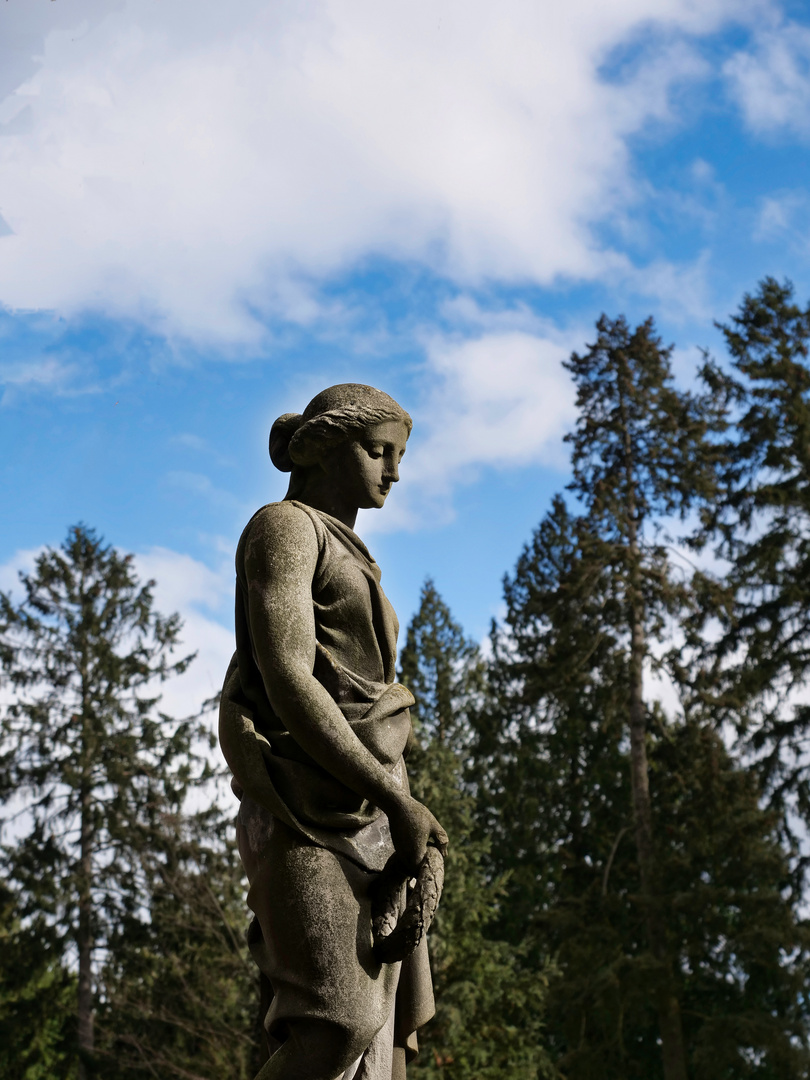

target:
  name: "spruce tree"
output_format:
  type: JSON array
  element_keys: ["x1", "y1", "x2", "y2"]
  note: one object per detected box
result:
[
  {"x1": 0, "y1": 878, "x2": 76, "y2": 1080},
  {"x1": 560, "y1": 315, "x2": 722, "y2": 1080},
  {"x1": 0, "y1": 525, "x2": 207, "y2": 1079},
  {"x1": 480, "y1": 492, "x2": 810, "y2": 1078},
  {"x1": 400, "y1": 580, "x2": 554, "y2": 1080},
  {"x1": 476, "y1": 496, "x2": 655, "y2": 1076},
  {"x1": 474, "y1": 313, "x2": 810, "y2": 1077},
  {"x1": 693, "y1": 278, "x2": 810, "y2": 861},
  {"x1": 95, "y1": 804, "x2": 258, "y2": 1079}
]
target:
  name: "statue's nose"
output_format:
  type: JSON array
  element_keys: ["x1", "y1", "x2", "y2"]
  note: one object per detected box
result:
[{"x1": 385, "y1": 458, "x2": 400, "y2": 483}]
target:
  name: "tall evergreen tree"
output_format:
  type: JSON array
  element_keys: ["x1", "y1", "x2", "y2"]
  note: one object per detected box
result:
[
  {"x1": 560, "y1": 314, "x2": 722, "y2": 1080},
  {"x1": 400, "y1": 580, "x2": 554, "y2": 1080},
  {"x1": 0, "y1": 525, "x2": 208, "y2": 1079},
  {"x1": 95, "y1": 804, "x2": 259, "y2": 1080},
  {"x1": 0, "y1": 878, "x2": 76, "y2": 1080},
  {"x1": 479, "y1": 492, "x2": 810, "y2": 1078},
  {"x1": 477, "y1": 496, "x2": 663, "y2": 1076},
  {"x1": 692, "y1": 278, "x2": 810, "y2": 863}
]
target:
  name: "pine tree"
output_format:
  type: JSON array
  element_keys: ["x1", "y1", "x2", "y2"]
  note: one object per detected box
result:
[
  {"x1": 558, "y1": 314, "x2": 724, "y2": 1080},
  {"x1": 0, "y1": 878, "x2": 76, "y2": 1080},
  {"x1": 693, "y1": 278, "x2": 810, "y2": 860},
  {"x1": 476, "y1": 497, "x2": 654, "y2": 1076},
  {"x1": 479, "y1": 492, "x2": 810, "y2": 1077},
  {"x1": 95, "y1": 804, "x2": 259, "y2": 1080},
  {"x1": 0, "y1": 525, "x2": 207, "y2": 1079},
  {"x1": 399, "y1": 580, "x2": 554, "y2": 1080},
  {"x1": 650, "y1": 722, "x2": 810, "y2": 1079}
]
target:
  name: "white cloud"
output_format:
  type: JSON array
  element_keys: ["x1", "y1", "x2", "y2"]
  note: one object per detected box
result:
[
  {"x1": 363, "y1": 315, "x2": 578, "y2": 531},
  {"x1": 134, "y1": 546, "x2": 231, "y2": 620},
  {"x1": 753, "y1": 189, "x2": 810, "y2": 252},
  {"x1": 757, "y1": 191, "x2": 802, "y2": 235},
  {"x1": 0, "y1": 0, "x2": 750, "y2": 343},
  {"x1": 725, "y1": 20, "x2": 810, "y2": 136},
  {"x1": 164, "y1": 470, "x2": 244, "y2": 510},
  {"x1": 626, "y1": 249, "x2": 714, "y2": 323},
  {"x1": 0, "y1": 543, "x2": 234, "y2": 728},
  {"x1": 417, "y1": 329, "x2": 577, "y2": 473},
  {"x1": 0, "y1": 356, "x2": 81, "y2": 404},
  {"x1": 133, "y1": 547, "x2": 234, "y2": 721},
  {"x1": 0, "y1": 546, "x2": 41, "y2": 595}
]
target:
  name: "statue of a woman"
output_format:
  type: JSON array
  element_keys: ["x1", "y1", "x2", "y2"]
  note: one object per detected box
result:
[{"x1": 219, "y1": 384, "x2": 447, "y2": 1080}]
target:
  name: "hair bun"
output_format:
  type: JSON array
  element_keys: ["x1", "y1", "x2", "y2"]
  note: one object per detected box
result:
[{"x1": 269, "y1": 413, "x2": 302, "y2": 472}]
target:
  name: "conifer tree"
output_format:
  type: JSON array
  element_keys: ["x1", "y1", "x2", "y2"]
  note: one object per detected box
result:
[
  {"x1": 473, "y1": 313, "x2": 810, "y2": 1077},
  {"x1": 400, "y1": 580, "x2": 554, "y2": 1080},
  {"x1": 0, "y1": 525, "x2": 208, "y2": 1079},
  {"x1": 95, "y1": 804, "x2": 258, "y2": 1079},
  {"x1": 480, "y1": 493, "x2": 810, "y2": 1078},
  {"x1": 693, "y1": 278, "x2": 810, "y2": 862},
  {"x1": 558, "y1": 314, "x2": 722, "y2": 1080},
  {"x1": 0, "y1": 879, "x2": 76, "y2": 1080},
  {"x1": 476, "y1": 497, "x2": 655, "y2": 1075}
]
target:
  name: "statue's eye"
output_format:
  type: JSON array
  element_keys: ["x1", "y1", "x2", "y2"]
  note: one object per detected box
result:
[{"x1": 365, "y1": 444, "x2": 384, "y2": 459}]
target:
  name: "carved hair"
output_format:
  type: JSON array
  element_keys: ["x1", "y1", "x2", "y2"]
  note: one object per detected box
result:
[{"x1": 269, "y1": 384, "x2": 412, "y2": 476}]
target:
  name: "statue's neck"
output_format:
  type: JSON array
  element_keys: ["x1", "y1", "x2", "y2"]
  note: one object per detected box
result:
[{"x1": 286, "y1": 475, "x2": 358, "y2": 531}]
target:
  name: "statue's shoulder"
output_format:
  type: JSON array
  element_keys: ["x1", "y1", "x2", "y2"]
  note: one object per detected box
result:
[{"x1": 238, "y1": 501, "x2": 321, "y2": 567}]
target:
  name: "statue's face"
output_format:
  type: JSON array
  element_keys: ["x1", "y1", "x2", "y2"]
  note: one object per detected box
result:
[{"x1": 326, "y1": 419, "x2": 409, "y2": 511}]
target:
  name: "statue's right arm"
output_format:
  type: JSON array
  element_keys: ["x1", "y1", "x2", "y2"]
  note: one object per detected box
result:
[{"x1": 241, "y1": 503, "x2": 446, "y2": 868}]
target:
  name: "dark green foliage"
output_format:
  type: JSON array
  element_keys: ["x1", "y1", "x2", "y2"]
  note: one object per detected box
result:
[
  {"x1": 564, "y1": 315, "x2": 723, "y2": 527},
  {"x1": 691, "y1": 279, "x2": 810, "y2": 859},
  {"x1": 95, "y1": 806, "x2": 258, "y2": 1080},
  {"x1": 0, "y1": 523, "x2": 201, "y2": 925},
  {"x1": 652, "y1": 723, "x2": 810, "y2": 1080},
  {"x1": 472, "y1": 309, "x2": 810, "y2": 1079},
  {"x1": 400, "y1": 580, "x2": 554, "y2": 1080},
  {"x1": 399, "y1": 579, "x2": 481, "y2": 750},
  {"x1": 476, "y1": 497, "x2": 650, "y2": 1076},
  {"x1": 0, "y1": 525, "x2": 215, "y2": 1076},
  {"x1": 475, "y1": 497, "x2": 630, "y2": 952},
  {"x1": 0, "y1": 880, "x2": 77, "y2": 1080},
  {"x1": 562, "y1": 315, "x2": 724, "y2": 1080},
  {"x1": 478, "y1": 493, "x2": 810, "y2": 1078}
]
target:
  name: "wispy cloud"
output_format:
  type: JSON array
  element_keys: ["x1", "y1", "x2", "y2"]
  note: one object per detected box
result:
[
  {"x1": 170, "y1": 432, "x2": 237, "y2": 469},
  {"x1": 164, "y1": 470, "x2": 244, "y2": 510},
  {"x1": 0, "y1": 356, "x2": 80, "y2": 404},
  {"x1": 135, "y1": 547, "x2": 234, "y2": 721},
  {"x1": 725, "y1": 19, "x2": 810, "y2": 137},
  {"x1": 0, "y1": 542, "x2": 234, "y2": 726},
  {"x1": 363, "y1": 308, "x2": 579, "y2": 531},
  {"x1": 753, "y1": 189, "x2": 810, "y2": 253},
  {"x1": 623, "y1": 250, "x2": 715, "y2": 324},
  {"x1": 0, "y1": 546, "x2": 41, "y2": 595},
  {"x1": 0, "y1": 0, "x2": 751, "y2": 344}
]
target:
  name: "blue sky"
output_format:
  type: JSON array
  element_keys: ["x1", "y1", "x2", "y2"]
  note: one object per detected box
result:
[{"x1": 3, "y1": 0, "x2": 810, "y2": 715}]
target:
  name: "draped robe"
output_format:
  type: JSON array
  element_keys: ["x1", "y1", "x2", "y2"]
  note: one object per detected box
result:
[{"x1": 219, "y1": 501, "x2": 434, "y2": 1077}]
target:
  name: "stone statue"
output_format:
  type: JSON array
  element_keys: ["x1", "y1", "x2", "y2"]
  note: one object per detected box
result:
[{"x1": 218, "y1": 384, "x2": 448, "y2": 1080}]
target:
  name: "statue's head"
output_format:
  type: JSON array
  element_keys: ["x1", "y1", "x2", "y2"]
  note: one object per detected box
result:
[{"x1": 269, "y1": 384, "x2": 412, "y2": 508}]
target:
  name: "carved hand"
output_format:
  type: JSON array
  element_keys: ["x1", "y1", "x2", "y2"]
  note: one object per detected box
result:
[{"x1": 387, "y1": 794, "x2": 448, "y2": 876}]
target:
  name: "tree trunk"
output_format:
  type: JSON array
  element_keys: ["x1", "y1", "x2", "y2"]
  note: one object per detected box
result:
[
  {"x1": 629, "y1": 595, "x2": 688, "y2": 1080},
  {"x1": 77, "y1": 777, "x2": 94, "y2": 1080},
  {"x1": 78, "y1": 622, "x2": 94, "y2": 1080},
  {"x1": 621, "y1": 369, "x2": 689, "y2": 1080}
]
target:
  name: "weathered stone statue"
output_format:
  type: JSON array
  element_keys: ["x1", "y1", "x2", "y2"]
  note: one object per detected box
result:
[{"x1": 219, "y1": 384, "x2": 447, "y2": 1080}]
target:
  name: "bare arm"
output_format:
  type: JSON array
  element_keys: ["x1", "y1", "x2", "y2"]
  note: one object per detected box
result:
[{"x1": 243, "y1": 503, "x2": 446, "y2": 869}]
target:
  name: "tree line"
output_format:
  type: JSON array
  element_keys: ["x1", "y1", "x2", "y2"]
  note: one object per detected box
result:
[{"x1": 3, "y1": 277, "x2": 810, "y2": 1078}]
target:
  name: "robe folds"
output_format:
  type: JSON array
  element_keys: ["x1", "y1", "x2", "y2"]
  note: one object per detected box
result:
[{"x1": 219, "y1": 500, "x2": 434, "y2": 1076}]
